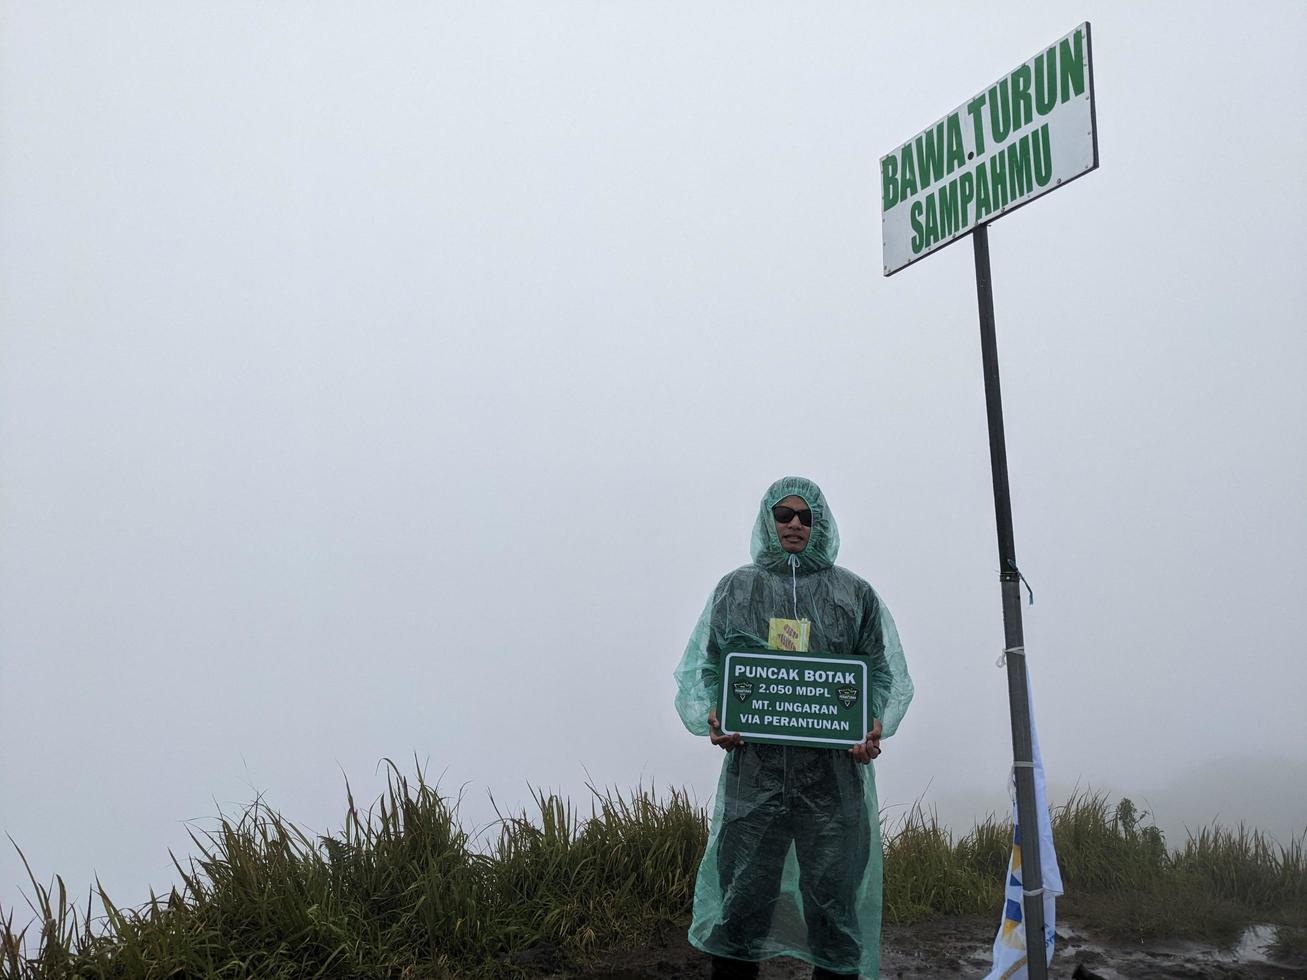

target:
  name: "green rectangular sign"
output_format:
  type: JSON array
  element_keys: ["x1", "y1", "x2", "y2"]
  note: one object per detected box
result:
[{"x1": 720, "y1": 651, "x2": 870, "y2": 749}]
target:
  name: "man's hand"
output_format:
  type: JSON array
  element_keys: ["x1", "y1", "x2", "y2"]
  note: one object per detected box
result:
[
  {"x1": 708, "y1": 709, "x2": 743, "y2": 751},
  {"x1": 849, "y1": 718, "x2": 883, "y2": 764}
]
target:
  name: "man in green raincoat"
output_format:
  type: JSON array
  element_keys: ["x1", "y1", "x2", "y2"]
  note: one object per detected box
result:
[{"x1": 674, "y1": 477, "x2": 913, "y2": 980}]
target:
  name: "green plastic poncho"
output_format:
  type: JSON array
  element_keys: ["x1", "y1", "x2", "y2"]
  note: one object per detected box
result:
[{"x1": 674, "y1": 477, "x2": 913, "y2": 978}]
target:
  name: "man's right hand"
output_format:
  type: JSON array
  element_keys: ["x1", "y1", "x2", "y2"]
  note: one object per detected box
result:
[{"x1": 708, "y1": 709, "x2": 743, "y2": 751}]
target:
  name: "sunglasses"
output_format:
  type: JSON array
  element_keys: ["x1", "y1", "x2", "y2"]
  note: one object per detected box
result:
[{"x1": 772, "y1": 505, "x2": 813, "y2": 527}]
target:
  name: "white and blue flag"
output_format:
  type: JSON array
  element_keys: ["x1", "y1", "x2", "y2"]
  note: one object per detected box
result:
[{"x1": 984, "y1": 675, "x2": 1063, "y2": 980}]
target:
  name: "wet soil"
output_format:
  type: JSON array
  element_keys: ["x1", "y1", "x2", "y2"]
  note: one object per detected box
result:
[{"x1": 561, "y1": 916, "x2": 1307, "y2": 980}]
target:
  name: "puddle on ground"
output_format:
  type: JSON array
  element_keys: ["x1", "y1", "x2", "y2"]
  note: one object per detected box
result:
[
  {"x1": 1227, "y1": 923, "x2": 1279, "y2": 963},
  {"x1": 1060, "y1": 921, "x2": 1305, "y2": 979}
]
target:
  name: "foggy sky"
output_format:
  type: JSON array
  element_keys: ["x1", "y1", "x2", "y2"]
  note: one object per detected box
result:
[{"x1": 2, "y1": 1, "x2": 1305, "y2": 921}]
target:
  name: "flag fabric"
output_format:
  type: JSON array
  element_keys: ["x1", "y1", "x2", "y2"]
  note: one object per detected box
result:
[{"x1": 984, "y1": 675, "x2": 1063, "y2": 980}]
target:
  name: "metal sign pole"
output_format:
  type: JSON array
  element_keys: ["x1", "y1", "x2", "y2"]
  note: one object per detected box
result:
[{"x1": 972, "y1": 223, "x2": 1048, "y2": 980}]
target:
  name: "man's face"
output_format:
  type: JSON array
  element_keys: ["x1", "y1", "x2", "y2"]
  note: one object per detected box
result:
[{"x1": 772, "y1": 494, "x2": 812, "y2": 554}]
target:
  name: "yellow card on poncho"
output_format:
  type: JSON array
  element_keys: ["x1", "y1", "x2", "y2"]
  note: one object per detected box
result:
[{"x1": 768, "y1": 617, "x2": 811, "y2": 652}]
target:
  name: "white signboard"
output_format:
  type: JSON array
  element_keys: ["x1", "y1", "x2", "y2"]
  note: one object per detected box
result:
[{"x1": 880, "y1": 23, "x2": 1098, "y2": 276}]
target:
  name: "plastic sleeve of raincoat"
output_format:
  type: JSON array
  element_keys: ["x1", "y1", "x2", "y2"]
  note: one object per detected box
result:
[
  {"x1": 673, "y1": 591, "x2": 722, "y2": 736},
  {"x1": 862, "y1": 590, "x2": 913, "y2": 739}
]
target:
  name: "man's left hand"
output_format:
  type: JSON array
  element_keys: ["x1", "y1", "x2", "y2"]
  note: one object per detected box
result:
[{"x1": 849, "y1": 718, "x2": 883, "y2": 764}]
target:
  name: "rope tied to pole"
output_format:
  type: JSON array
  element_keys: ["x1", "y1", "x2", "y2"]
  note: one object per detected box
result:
[
  {"x1": 1007, "y1": 558, "x2": 1035, "y2": 605},
  {"x1": 996, "y1": 645, "x2": 1025, "y2": 668}
]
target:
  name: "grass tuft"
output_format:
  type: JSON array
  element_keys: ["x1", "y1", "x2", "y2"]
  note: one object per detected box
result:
[
  {"x1": 2, "y1": 775, "x2": 1303, "y2": 978},
  {"x1": 1270, "y1": 922, "x2": 1307, "y2": 961}
]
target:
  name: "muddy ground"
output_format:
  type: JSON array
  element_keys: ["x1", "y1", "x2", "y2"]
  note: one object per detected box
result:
[{"x1": 556, "y1": 916, "x2": 1307, "y2": 979}]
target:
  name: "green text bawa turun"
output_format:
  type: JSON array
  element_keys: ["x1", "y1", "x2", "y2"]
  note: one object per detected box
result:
[{"x1": 881, "y1": 25, "x2": 1092, "y2": 261}]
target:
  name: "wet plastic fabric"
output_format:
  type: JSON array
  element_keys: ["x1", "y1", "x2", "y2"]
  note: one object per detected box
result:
[{"x1": 675, "y1": 477, "x2": 913, "y2": 978}]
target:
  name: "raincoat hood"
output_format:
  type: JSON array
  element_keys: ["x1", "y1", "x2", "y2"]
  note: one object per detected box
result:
[{"x1": 749, "y1": 476, "x2": 841, "y2": 575}]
